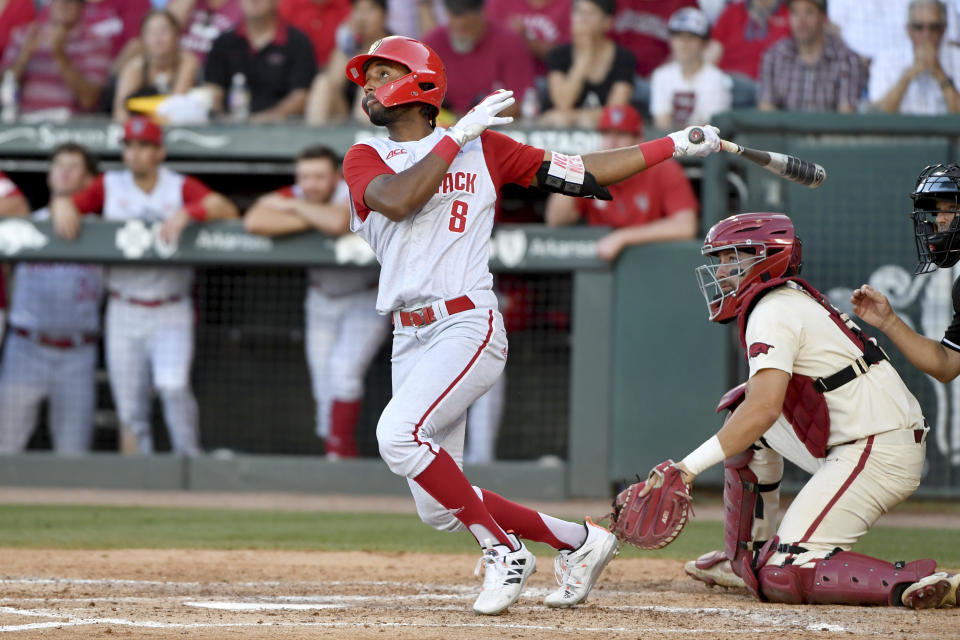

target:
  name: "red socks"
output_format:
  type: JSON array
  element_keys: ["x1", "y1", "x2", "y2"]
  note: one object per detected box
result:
[
  {"x1": 479, "y1": 489, "x2": 577, "y2": 551},
  {"x1": 326, "y1": 400, "x2": 361, "y2": 458},
  {"x1": 413, "y1": 449, "x2": 515, "y2": 549}
]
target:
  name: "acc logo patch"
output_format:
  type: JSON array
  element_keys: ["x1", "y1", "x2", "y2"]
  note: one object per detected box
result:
[{"x1": 748, "y1": 342, "x2": 774, "y2": 358}]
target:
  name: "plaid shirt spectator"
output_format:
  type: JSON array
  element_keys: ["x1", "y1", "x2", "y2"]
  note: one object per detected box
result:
[{"x1": 758, "y1": 32, "x2": 866, "y2": 111}]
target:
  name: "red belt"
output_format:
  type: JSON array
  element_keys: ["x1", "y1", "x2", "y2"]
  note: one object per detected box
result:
[
  {"x1": 110, "y1": 292, "x2": 184, "y2": 307},
  {"x1": 12, "y1": 326, "x2": 98, "y2": 349},
  {"x1": 395, "y1": 295, "x2": 475, "y2": 327}
]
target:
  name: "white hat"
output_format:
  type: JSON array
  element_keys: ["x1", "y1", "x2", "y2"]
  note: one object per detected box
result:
[{"x1": 668, "y1": 7, "x2": 709, "y2": 38}]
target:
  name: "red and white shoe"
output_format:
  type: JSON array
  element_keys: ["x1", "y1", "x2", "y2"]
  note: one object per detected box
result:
[{"x1": 684, "y1": 550, "x2": 747, "y2": 589}]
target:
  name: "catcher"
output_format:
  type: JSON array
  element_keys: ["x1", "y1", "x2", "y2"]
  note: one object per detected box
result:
[{"x1": 611, "y1": 212, "x2": 959, "y2": 609}]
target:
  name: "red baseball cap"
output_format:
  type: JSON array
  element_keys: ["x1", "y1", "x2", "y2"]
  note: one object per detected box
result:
[
  {"x1": 123, "y1": 116, "x2": 164, "y2": 145},
  {"x1": 597, "y1": 104, "x2": 643, "y2": 136}
]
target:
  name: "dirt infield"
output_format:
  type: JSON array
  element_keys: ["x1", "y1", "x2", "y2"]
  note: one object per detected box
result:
[{"x1": 0, "y1": 548, "x2": 957, "y2": 639}]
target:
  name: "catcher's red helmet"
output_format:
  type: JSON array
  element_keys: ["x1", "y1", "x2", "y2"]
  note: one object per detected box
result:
[
  {"x1": 345, "y1": 36, "x2": 446, "y2": 110},
  {"x1": 695, "y1": 213, "x2": 803, "y2": 323}
]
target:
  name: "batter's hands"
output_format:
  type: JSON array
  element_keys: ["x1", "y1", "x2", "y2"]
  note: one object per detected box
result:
[
  {"x1": 447, "y1": 89, "x2": 515, "y2": 147},
  {"x1": 851, "y1": 284, "x2": 896, "y2": 331},
  {"x1": 668, "y1": 125, "x2": 722, "y2": 159}
]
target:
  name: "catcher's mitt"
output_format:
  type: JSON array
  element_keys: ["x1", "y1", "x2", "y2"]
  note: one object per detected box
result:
[{"x1": 606, "y1": 460, "x2": 694, "y2": 550}]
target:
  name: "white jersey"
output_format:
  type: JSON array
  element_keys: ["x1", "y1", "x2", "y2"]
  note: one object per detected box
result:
[
  {"x1": 283, "y1": 182, "x2": 379, "y2": 298},
  {"x1": 650, "y1": 61, "x2": 732, "y2": 128},
  {"x1": 8, "y1": 207, "x2": 103, "y2": 333},
  {"x1": 868, "y1": 42, "x2": 960, "y2": 115},
  {"x1": 345, "y1": 128, "x2": 542, "y2": 313},
  {"x1": 745, "y1": 285, "x2": 924, "y2": 447},
  {"x1": 102, "y1": 168, "x2": 195, "y2": 299}
]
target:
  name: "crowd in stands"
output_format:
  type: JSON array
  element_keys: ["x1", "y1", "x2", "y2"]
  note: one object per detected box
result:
[{"x1": 2, "y1": 0, "x2": 959, "y2": 126}]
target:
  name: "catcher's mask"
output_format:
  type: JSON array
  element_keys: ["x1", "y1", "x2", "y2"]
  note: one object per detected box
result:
[
  {"x1": 695, "y1": 213, "x2": 803, "y2": 323},
  {"x1": 912, "y1": 162, "x2": 960, "y2": 274},
  {"x1": 345, "y1": 36, "x2": 446, "y2": 111}
]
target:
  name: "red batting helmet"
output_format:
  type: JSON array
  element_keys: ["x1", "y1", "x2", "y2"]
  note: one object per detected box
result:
[
  {"x1": 345, "y1": 36, "x2": 446, "y2": 110},
  {"x1": 695, "y1": 213, "x2": 803, "y2": 323}
]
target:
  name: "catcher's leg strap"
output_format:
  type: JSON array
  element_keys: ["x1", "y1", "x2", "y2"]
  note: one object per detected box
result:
[
  {"x1": 759, "y1": 551, "x2": 938, "y2": 606},
  {"x1": 724, "y1": 450, "x2": 781, "y2": 568}
]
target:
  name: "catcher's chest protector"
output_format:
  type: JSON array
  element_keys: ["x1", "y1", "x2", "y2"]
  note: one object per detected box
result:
[{"x1": 736, "y1": 278, "x2": 884, "y2": 459}]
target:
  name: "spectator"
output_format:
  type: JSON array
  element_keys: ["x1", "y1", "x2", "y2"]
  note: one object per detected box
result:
[
  {"x1": 50, "y1": 116, "x2": 240, "y2": 456},
  {"x1": 610, "y1": 0, "x2": 697, "y2": 77},
  {"x1": 544, "y1": 104, "x2": 698, "y2": 261},
  {"x1": 539, "y1": 0, "x2": 634, "y2": 128},
  {"x1": 758, "y1": 0, "x2": 866, "y2": 112},
  {"x1": 0, "y1": 0, "x2": 36, "y2": 56},
  {"x1": 869, "y1": 0, "x2": 960, "y2": 114},
  {"x1": 1, "y1": 0, "x2": 112, "y2": 116},
  {"x1": 0, "y1": 143, "x2": 104, "y2": 455},
  {"x1": 828, "y1": 0, "x2": 912, "y2": 66},
  {"x1": 707, "y1": 0, "x2": 791, "y2": 81},
  {"x1": 422, "y1": 0, "x2": 535, "y2": 117},
  {"x1": 278, "y1": 0, "x2": 352, "y2": 67},
  {"x1": 79, "y1": 0, "x2": 152, "y2": 71},
  {"x1": 485, "y1": 0, "x2": 571, "y2": 76},
  {"x1": 113, "y1": 10, "x2": 200, "y2": 121},
  {"x1": 168, "y1": 0, "x2": 244, "y2": 65},
  {"x1": 305, "y1": 0, "x2": 390, "y2": 125},
  {"x1": 387, "y1": 0, "x2": 446, "y2": 38},
  {"x1": 651, "y1": 7, "x2": 731, "y2": 130},
  {"x1": 205, "y1": 0, "x2": 318, "y2": 122},
  {"x1": 245, "y1": 146, "x2": 390, "y2": 459}
]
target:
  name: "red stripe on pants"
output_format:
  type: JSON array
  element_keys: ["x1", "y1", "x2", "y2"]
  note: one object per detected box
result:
[
  {"x1": 800, "y1": 435, "x2": 875, "y2": 543},
  {"x1": 411, "y1": 310, "x2": 494, "y2": 454}
]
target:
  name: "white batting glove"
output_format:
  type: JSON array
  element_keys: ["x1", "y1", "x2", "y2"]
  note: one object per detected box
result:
[
  {"x1": 447, "y1": 89, "x2": 515, "y2": 147},
  {"x1": 668, "y1": 125, "x2": 722, "y2": 159}
]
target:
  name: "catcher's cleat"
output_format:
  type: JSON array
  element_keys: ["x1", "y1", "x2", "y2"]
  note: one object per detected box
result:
[
  {"x1": 472, "y1": 533, "x2": 537, "y2": 615},
  {"x1": 545, "y1": 517, "x2": 619, "y2": 608},
  {"x1": 901, "y1": 572, "x2": 960, "y2": 609},
  {"x1": 684, "y1": 550, "x2": 747, "y2": 589}
]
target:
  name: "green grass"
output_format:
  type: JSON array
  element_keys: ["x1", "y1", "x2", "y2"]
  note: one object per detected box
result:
[{"x1": 0, "y1": 504, "x2": 957, "y2": 568}]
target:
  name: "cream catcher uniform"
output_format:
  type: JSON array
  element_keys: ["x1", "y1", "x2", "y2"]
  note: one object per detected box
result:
[
  {"x1": 744, "y1": 284, "x2": 927, "y2": 568},
  {"x1": 0, "y1": 207, "x2": 103, "y2": 453},
  {"x1": 343, "y1": 128, "x2": 543, "y2": 529},
  {"x1": 71, "y1": 168, "x2": 210, "y2": 455}
]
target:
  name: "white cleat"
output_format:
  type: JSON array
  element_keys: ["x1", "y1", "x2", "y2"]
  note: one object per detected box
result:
[
  {"x1": 472, "y1": 533, "x2": 537, "y2": 615},
  {"x1": 901, "y1": 572, "x2": 960, "y2": 609},
  {"x1": 544, "y1": 517, "x2": 619, "y2": 608},
  {"x1": 684, "y1": 550, "x2": 747, "y2": 589}
]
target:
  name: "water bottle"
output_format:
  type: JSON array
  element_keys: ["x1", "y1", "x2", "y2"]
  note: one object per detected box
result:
[
  {"x1": 521, "y1": 87, "x2": 539, "y2": 121},
  {"x1": 227, "y1": 72, "x2": 250, "y2": 122},
  {"x1": 1, "y1": 71, "x2": 18, "y2": 124}
]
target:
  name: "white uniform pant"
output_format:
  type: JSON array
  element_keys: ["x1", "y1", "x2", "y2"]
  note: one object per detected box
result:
[
  {"x1": 105, "y1": 298, "x2": 200, "y2": 455},
  {"x1": 762, "y1": 421, "x2": 926, "y2": 568},
  {"x1": 0, "y1": 332, "x2": 97, "y2": 453},
  {"x1": 305, "y1": 287, "x2": 390, "y2": 438},
  {"x1": 378, "y1": 307, "x2": 508, "y2": 532}
]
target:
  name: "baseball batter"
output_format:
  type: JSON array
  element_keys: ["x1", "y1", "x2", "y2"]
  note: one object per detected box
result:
[
  {"x1": 0, "y1": 143, "x2": 103, "y2": 454},
  {"x1": 341, "y1": 35, "x2": 722, "y2": 615},
  {"x1": 0, "y1": 170, "x2": 31, "y2": 340},
  {"x1": 51, "y1": 116, "x2": 239, "y2": 456},
  {"x1": 669, "y1": 212, "x2": 957, "y2": 609},
  {"x1": 245, "y1": 145, "x2": 390, "y2": 459}
]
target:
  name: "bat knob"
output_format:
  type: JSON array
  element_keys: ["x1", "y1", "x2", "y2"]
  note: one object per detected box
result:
[{"x1": 687, "y1": 127, "x2": 705, "y2": 144}]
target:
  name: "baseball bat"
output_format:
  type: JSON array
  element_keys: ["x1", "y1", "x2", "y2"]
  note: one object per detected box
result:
[{"x1": 686, "y1": 128, "x2": 826, "y2": 189}]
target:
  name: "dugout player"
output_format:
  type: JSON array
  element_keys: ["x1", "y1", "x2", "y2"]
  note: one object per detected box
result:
[
  {"x1": 668, "y1": 212, "x2": 958, "y2": 609},
  {"x1": 0, "y1": 143, "x2": 103, "y2": 454},
  {"x1": 244, "y1": 145, "x2": 390, "y2": 459},
  {"x1": 0, "y1": 170, "x2": 31, "y2": 341},
  {"x1": 340, "y1": 35, "x2": 722, "y2": 615},
  {"x1": 51, "y1": 116, "x2": 240, "y2": 456}
]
